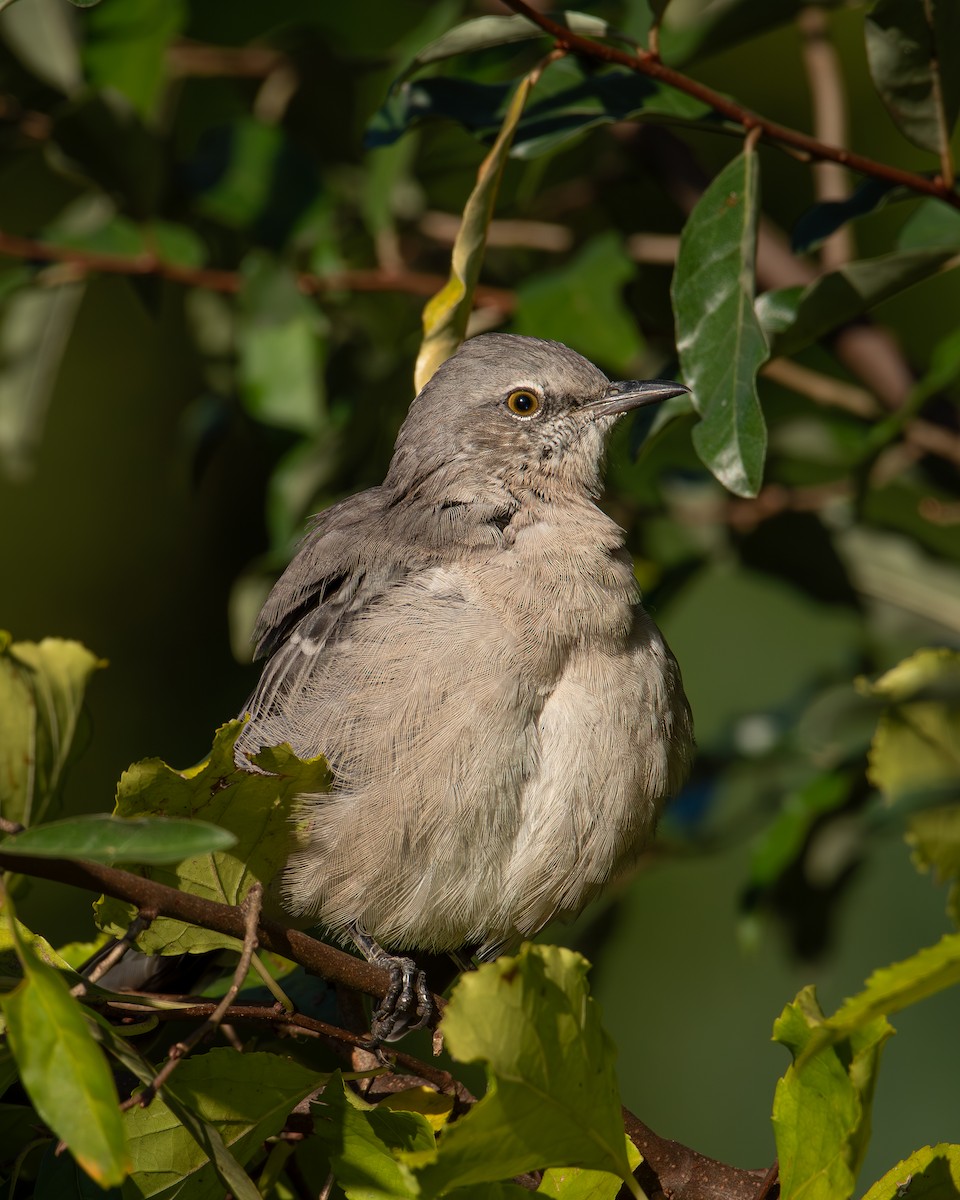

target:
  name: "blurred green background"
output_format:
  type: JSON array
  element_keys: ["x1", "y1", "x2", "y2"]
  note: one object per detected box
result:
[{"x1": 1, "y1": 0, "x2": 958, "y2": 1182}]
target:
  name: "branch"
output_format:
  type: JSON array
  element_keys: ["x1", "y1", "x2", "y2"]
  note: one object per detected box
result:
[
  {"x1": 0, "y1": 228, "x2": 516, "y2": 312},
  {"x1": 499, "y1": 0, "x2": 960, "y2": 207}
]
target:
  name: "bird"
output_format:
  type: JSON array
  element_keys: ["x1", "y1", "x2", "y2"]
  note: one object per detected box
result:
[{"x1": 235, "y1": 333, "x2": 695, "y2": 1040}]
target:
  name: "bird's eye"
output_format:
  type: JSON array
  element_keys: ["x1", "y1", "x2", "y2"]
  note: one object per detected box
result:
[{"x1": 505, "y1": 389, "x2": 541, "y2": 417}]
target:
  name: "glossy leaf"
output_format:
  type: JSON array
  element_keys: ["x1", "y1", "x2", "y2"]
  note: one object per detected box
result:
[
  {"x1": 415, "y1": 69, "x2": 536, "y2": 391},
  {"x1": 673, "y1": 147, "x2": 769, "y2": 497},
  {"x1": 860, "y1": 1143, "x2": 960, "y2": 1200},
  {"x1": 94, "y1": 721, "x2": 331, "y2": 954},
  {"x1": 756, "y1": 248, "x2": 958, "y2": 359},
  {"x1": 0, "y1": 634, "x2": 104, "y2": 828},
  {"x1": 865, "y1": 0, "x2": 960, "y2": 157},
  {"x1": 238, "y1": 252, "x2": 327, "y2": 435},
  {"x1": 0, "y1": 814, "x2": 236, "y2": 865},
  {"x1": 0, "y1": 902, "x2": 130, "y2": 1188},
  {"x1": 0, "y1": 283, "x2": 85, "y2": 480},
  {"x1": 417, "y1": 945, "x2": 640, "y2": 1198},
  {"x1": 772, "y1": 986, "x2": 892, "y2": 1200},
  {"x1": 791, "y1": 179, "x2": 906, "y2": 254},
  {"x1": 513, "y1": 233, "x2": 643, "y2": 374}
]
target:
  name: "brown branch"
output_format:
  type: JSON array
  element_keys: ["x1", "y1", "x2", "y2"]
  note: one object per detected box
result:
[
  {"x1": 499, "y1": 0, "x2": 960, "y2": 207},
  {"x1": 0, "y1": 228, "x2": 516, "y2": 313}
]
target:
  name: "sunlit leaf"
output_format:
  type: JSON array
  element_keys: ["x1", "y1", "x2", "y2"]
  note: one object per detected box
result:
[
  {"x1": 0, "y1": 634, "x2": 104, "y2": 828},
  {"x1": 415, "y1": 69, "x2": 537, "y2": 391},
  {"x1": 865, "y1": 0, "x2": 960, "y2": 156},
  {"x1": 673, "y1": 146, "x2": 769, "y2": 497},
  {"x1": 94, "y1": 721, "x2": 330, "y2": 954},
  {"x1": 538, "y1": 1139, "x2": 642, "y2": 1199},
  {"x1": 514, "y1": 233, "x2": 643, "y2": 374},
  {"x1": 0, "y1": 900, "x2": 130, "y2": 1188},
  {"x1": 417, "y1": 945, "x2": 639, "y2": 1197},
  {"x1": 0, "y1": 814, "x2": 236, "y2": 865},
  {"x1": 860, "y1": 1143, "x2": 960, "y2": 1200}
]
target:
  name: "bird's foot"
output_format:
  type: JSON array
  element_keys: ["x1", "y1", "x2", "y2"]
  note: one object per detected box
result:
[{"x1": 350, "y1": 927, "x2": 433, "y2": 1043}]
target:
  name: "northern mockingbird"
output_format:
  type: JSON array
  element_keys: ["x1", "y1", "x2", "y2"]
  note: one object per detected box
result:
[{"x1": 237, "y1": 333, "x2": 694, "y2": 1040}]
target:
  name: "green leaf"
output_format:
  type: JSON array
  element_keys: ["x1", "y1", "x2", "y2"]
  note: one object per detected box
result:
[
  {"x1": 860, "y1": 1144, "x2": 960, "y2": 1200},
  {"x1": 311, "y1": 1074, "x2": 422, "y2": 1199},
  {"x1": 821, "y1": 931, "x2": 960, "y2": 1044},
  {"x1": 415, "y1": 69, "x2": 537, "y2": 391},
  {"x1": 0, "y1": 635, "x2": 104, "y2": 828},
  {"x1": 238, "y1": 253, "x2": 327, "y2": 435},
  {"x1": 756, "y1": 248, "x2": 958, "y2": 359},
  {"x1": 0, "y1": 283, "x2": 85, "y2": 480},
  {"x1": 0, "y1": 814, "x2": 236, "y2": 865},
  {"x1": 898, "y1": 197, "x2": 960, "y2": 249},
  {"x1": 82, "y1": 0, "x2": 185, "y2": 119},
  {"x1": 673, "y1": 147, "x2": 769, "y2": 497},
  {"x1": 538, "y1": 1138, "x2": 642, "y2": 1199},
  {"x1": 791, "y1": 179, "x2": 906, "y2": 255},
  {"x1": 865, "y1": 0, "x2": 960, "y2": 157},
  {"x1": 513, "y1": 233, "x2": 643, "y2": 374},
  {"x1": 747, "y1": 770, "x2": 853, "y2": 891},
  {"x1": 772, "y1": 985, "x2": 892, "y2": 1200},
  {"x1": 119, "y1": 1049, "x2": 321, "y2": 1200},
  {"x1": 417, "y1": 945, "x2": 639, "y2": 1198},
  {"x1": 907, "y1": 805, "x2": 960, "y2": 925},
  {"x1": 0, "y1": 900, "x2": 130, "y2": 1189},
  {"x1": 94, "y1": 721, "x2": 331, "y2": 955},
  {"x1": 859, "y1": 648, "x2": 960, "y2": 808}
]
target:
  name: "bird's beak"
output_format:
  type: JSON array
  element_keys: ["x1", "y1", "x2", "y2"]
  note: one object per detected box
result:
[{"x1": 590, "y1": 378, "x2": 690, "y2": 418}]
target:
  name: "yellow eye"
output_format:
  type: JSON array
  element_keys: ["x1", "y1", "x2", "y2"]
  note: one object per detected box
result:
[{"x1": 505, "y1": 389, "x2": 540, "y2": 417}]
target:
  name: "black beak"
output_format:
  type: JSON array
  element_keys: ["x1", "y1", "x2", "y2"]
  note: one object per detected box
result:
[{"x1": 591, "y1": 378, "x2": 690, "y2": 418}]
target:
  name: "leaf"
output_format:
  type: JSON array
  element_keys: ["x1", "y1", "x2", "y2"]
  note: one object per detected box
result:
[
  {"x1": 538, "y1": 1138, "x2": 642, "y2": 1199},
  {"x1": 756, "y1": 248, "x2": 959, "y2": 359},
  {"x1": 907, "y1": 805, "x2": 960, "y2": 925},
  {"x1": 514, "y1": 234, "x2": 642, "y2": 374},
  {"x1": 119, "y1": 1050, "x2": 321, "y2": 1200},
  {"x1": 0, "y1": 0, "x2": 83, "y2": 93},
  {"x1": 237, "y1": 252, "x2": 327, "y2": 435},
  {"x1": 898, "y1": 197, "x2": 960, "y2": 249},
  {"x1": 791, "y1": 179, "x2": 907, "y2": 255},
  {"x1": 94, "y1": 721, "x2": 331, "y2": 955},
  {"x1": 414, "y1": 69, "x2": 537, "y2": 392},
  {"x1": 0, "y1": 814, "x2": 236, "y2": 865},
  {"x1": 417, "y1": 945, "x2": 640, "y2": 1198},
  {"x1": 673, "y1": 147, "x2": 769, "y2": 497},
  {"x1": 659, "y1": 0, "x2": 844, "y2": 65},
  {"x1": 377, "y1": 1086, "x2": 455, "y2": 1133},
  {"x1": 0, "y1": 283, "x2": 85, "y2": 480},
  {"x1": 747, "y1": 770, "x2": 853, "y2": 891},
  {"x1": 865, "y1": 0, "x2": 960, "y2": 157},
  {"x1": 860, "y1": 1143, "x2": 960, "y2": 1200},
  {"x1": 772, "y1": 985, "x2": 892, "y2": 1200},
  {"x1": 859, "y1": 648, "x2": 960, "y2": 808},
  {"x1": 0, "y1": 898, "x2": 130, "y2": 1188},
  {"x1": 0, "y1": 635, "x2": 104, "y2": 828},
  {"x1": 81, "y1": 0, "x2": 185, "y2": 119},
  {"x1": 397, "y1": 11, "x2": 637, "y2": 81}
]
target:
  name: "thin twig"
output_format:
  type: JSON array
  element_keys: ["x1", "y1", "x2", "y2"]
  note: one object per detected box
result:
[
  {"x1": 0, "y1": 817, "x2": 25, "y2": 836},
  {"x1": 499, "y1": 0, "x2": 960, "y2": 208},
  {"x1": 70, "y1": 912, "x2": 155, "y2": 996},
  {"x1": 123, "y1": 884, "x2": 264, "y2": 1109}
]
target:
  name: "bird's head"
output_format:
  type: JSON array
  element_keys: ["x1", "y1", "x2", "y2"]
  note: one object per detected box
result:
[{"x1": 384, "y1": 333, "x2": 687, "y2": 504}]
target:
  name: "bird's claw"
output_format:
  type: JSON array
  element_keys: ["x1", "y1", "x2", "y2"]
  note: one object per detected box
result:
[{"x1": 370, "y1": 955, "x2": 433, "y2": 1043}]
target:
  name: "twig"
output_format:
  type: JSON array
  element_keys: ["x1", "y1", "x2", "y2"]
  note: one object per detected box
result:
[
  {"x1": 761, "y1": 358, "x2": 879, "y2": 418},
  {"x1": 754, "y1": 1159, "x2": 780, "y2": 1200},
  {"x1": 0, "y1": 227, "x2": 516, "y2": 313},
  {"x1": 0, "y1": 817, "x2": 25, "y2": 835},
  {"x1": 123, "y1": 885, "x2": 264, "y2": 1109},
  {"x1": 499, "y1": 0, "x2": 960, "y2": 208},
  {"x1": 70, "y1": 912, "x2": 155, "y2": 995}
]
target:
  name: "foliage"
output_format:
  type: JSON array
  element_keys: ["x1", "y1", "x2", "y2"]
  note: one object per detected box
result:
[{"x1": 1, "y1": 0, "x2": 959, "y2": 1197}]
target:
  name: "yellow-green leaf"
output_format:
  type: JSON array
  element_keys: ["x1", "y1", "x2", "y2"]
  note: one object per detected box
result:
[{"x1": 860, "y1": 1143, "x2": 960, "y2": 1200}]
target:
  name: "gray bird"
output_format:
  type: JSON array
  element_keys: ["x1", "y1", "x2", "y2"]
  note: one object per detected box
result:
[{"x1": 237, "y1": 333, "x2": 695, "y2": 1039}]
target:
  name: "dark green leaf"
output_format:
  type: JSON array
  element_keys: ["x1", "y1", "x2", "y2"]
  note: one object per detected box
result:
[
  {"x1": 0, "y1": 814, "x2": 236, "y2": 864},
  {"x1": 660, "y1": 0, "x2": 845, "y2": 65},
  {"x1": 756, "y1": 248, "x2": 958, "y2": 358},
  {"x1": 673, "y1": 148, "x2": 769, "y2": 497},
  {"x1": 81, "y1": 0, "x2": 185, "y2": 118},
  {"x1": 747, "y1": 771, "x2": 853, "y2": 891},
  {"x1": 94, "y1": 721, "x2": 330, "y2": 955},
  {"x1": 791, "y1": 179, "x2": 906, "y2": 254},
  {"x1": 0, "y1": 635, "x2": 104, "y2": 828},
  {"x1": 865, "y1": 0, "x2": 960, "y2": 156},
  {"x1": 0, "y1": 284, "x2": 85, "y2": 481},
  {"x1": 0, "y1": 906, "x2": 130, "y2": 1189},
  {"x1": 513, "y1": 233, "x2": 642, "y2": 374},
  {"x1": 897, "y1": 197, "x2": 960, "y2": 249}
]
